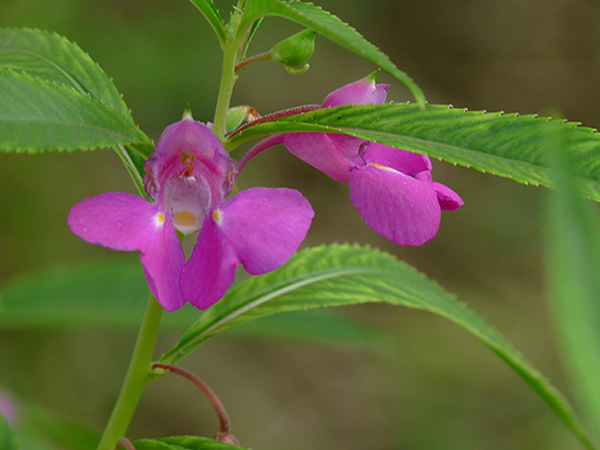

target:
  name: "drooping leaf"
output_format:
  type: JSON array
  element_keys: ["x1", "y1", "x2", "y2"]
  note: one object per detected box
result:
[
  {"x1": 188, "y1": 0, "x2": 226, "y2": 44},
  {"x1": 133, "y1": 436, "x2": 245, "y2": 449},
  {"x1": 0, "y1": 28, "x2": 132, "y2": 119},
  {"x1": 239, "y1": 0, "x2": 425, "y2": 105},
  {"x1": 159, "y1": 244, "x2": 592, "y2": 448},
  {"x1": 545, "y1": 128, "x2": 600, "y2": 440},
  {"x1": 0, "y1": 260, "x2": 388, "y2": 350},
  {"x1": 0, "y1": 71, "x2": 150, "y2": 152},
  {"x1": 227, "y1": 103, "x2": 600, "y2": 203}
]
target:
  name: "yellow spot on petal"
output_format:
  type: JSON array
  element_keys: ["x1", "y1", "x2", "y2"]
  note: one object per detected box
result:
[
  {"x1": 212, "y1": 209, "x2": 221, "y2": 222},
  {"x1": 370, "y1": 162, "x2": 395, "y2": 172},
  {"x1": 174, "y1": 211, "x2": 198, "y2": 227},
  {"x1": 155, "y1": 213, "x2": 166, "y2": 225}
]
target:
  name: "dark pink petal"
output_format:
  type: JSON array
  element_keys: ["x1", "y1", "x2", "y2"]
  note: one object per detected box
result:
[
  {"x1": 349, "y1": 165, "x2": 442, "y2": 246},
  {"x1": 323, "y1": 77, "x2": 388, "y2": 107},
  {"x1": 431, "y1": 182, "x2": 464, "y2": 211},
  {"x1": 67, "y1": 193, "x2": 185, "y2": 311},
  {"x1": 181, "y1": 217, "x2": 239, "y2": 310},
  {"x1": 363, "y1": 143, "x2": 432, "y2": 175},
  {"x1": 217, "y1": 187, "x2": 314, "y2": 274},
  {"x1": 284, "y1": 132, "x2": 355, "y2": 182}
]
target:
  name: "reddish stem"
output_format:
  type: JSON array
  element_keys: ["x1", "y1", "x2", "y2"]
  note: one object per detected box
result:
[
  {"x1": 227, "y1": 104, "x2": 320, "y2": 139},
  {"x1": 235, "y1": 52, "x2": 270, "y2": 73},
  {"x1": 151, "y1": 363, "x2": 236, "y2": 443}
]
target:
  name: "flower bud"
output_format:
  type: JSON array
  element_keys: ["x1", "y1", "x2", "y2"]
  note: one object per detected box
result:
[
  {"x1": 225, "y1": 105, "x2": 261, "y2": 132},
  {"x1": 269, "y1": 29, "x2": 316, "y2": 74}
]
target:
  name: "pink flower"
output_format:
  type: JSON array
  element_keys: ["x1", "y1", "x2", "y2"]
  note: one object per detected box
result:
[
  {"x1": 272, "y1": 73, "x2": 463, "y2": 246},
  {"x1": 68, "y1": 115, "x2": 314, "y2": 311}
]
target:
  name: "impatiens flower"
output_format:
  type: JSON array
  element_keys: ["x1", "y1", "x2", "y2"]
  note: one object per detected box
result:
[
  {"x1": 68, "y1": 114, "x2": 314, "y2": 312},
  {"x1": 264, "y1": 73, "x2": 462, "y2": 246}
]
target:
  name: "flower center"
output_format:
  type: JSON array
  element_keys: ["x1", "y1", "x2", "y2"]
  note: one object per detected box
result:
[{"x1": 174, "y1": 210, "x2": 199, "y2": 228}]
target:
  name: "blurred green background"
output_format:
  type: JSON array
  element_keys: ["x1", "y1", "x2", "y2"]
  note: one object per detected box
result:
[{"x1": 2, "y1": 0, "x2": 600, "y2": 448}]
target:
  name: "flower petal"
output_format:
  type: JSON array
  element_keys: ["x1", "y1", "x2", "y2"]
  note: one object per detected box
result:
[
  {"x1": 217, "y1": 187, "x2": 314, "y2": 274},
  {"x1": 181, "y1": 217, "x2": 239, "y2": 310},
  {"x1": 323, "y1": 77, "x2": 388, "y2": 107},
  {"x1": 67, "y1": 192, "x2": 185, "y2": 311},
  {"x1": 431, "y1": 182, "x2": 464, "y2": 211},
  {"x1": 349, "y1": 165, "x2": 441, "y2": 246},
  {"x1": 284, "y1": 132, "x2": 355, "y2": 182},
  {"x1": 363, "y1": 142, "x2": 432, "y2": 175}
]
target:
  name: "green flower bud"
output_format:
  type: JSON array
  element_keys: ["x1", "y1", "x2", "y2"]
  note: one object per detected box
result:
[
  {"x1": 269, "y1": 29, "x2": 317, "y2": 74},
  {"x1": 225, "y1": 105, "x2": 261, "y2": 132}
]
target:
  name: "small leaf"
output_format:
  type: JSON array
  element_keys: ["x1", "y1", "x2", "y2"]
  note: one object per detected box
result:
[
  {"x1": 239, "y1": 0, "x2": 425, "y2": 105},
  {"x1": 0, "y1": 71, "x2": 150, "y2": 152},
  {"x1": 545, "y1": 127, "x2": 600, "y2": 439},
  {"x1": 159, "y1": 244, "x2": 592, "y2": 448},
  {"x1": 188, "y1": 0, "x2": 226, "y2": 43},
  {"x1": 227, "y1": 103, "x2": 600, "y2": 203},
  {"x1": 132, "y1": 435, "x2": 245, "y2": 449},
  {"x1": 0, "y1": 28, "x2": 132, "y2": 119}
]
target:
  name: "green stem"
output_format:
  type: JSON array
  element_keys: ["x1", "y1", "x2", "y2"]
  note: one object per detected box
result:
[
  {"x1": 212, "y1": 0, "x2": 248, "y2": 140},
  {"x1": 97, "y1": 295, "x2": 164, "y2": 450}
]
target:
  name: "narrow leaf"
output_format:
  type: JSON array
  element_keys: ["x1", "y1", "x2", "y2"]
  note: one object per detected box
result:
[
  {"x1": 0, "y1": 261, "x2": 387, "y2": 350},
  {"x1": 545, "y1": 128, "x2": 600, "y2": 440},
  {"x1": 239, "y1": 0, "x2": 425, "y2": 105},
  {"x1": 188, "y1": 0, "x2": 226, "y2": 43},
  {"x1": 0, "y1": 71, "x2": 150, "y2": 152},
  {"x1": 0, "y1": 28, "x2": 132, "y2": 119},
  {"x1": 227, "y1": 103, "x2": 600, "y2": 203},
  {"x1": 159, "y1": 244, "x2": 592, "y2": 448},
  {"x1": 133, "y1": 436, "x2": 245, "y2": 449}
]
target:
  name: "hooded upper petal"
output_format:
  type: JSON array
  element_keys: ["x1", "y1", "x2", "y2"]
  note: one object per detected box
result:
[
  {"x1": 323, "y1": 73, "x2": 388, "y2": 107},
  {"x1": 349, "y1": 164, "x2": 442, "y2": 246},
  {"x1": 67, "y1": 192, "x2": 185, "y2": 310},
  {"x1": 144, "y1": 117, "x2": 237, "y2": 234}
]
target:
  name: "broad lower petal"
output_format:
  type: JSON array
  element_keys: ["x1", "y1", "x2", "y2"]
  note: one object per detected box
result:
[
  {"x1": 284, "y1": 133, "x2": 355, "y2": 182},
  {"x1": 350, "y1": 165, "x2": 441, "y2": 246},
  {"x1": 68, "y1": 192, "x2": 185, "y2": 311},
  {"x1": 216, "y1": 187, "x2": 314, "y2": 275},
  {"x1": 181, "y1": 217, "x2": 240, "y2": 310}
]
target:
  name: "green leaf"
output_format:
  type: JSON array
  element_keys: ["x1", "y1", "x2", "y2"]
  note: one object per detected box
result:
[
  {"x1": 0, "y1": 414, "x2": 18, "y2": 450},
  {"x1": 545, "y1": 128, "x2": 600, "y2": 441},
  {"x1": 239, "y1": 0, "x2": 425, "y2": 105},
  {"x1": 0, "y1": 260, "x2": 388, "y2": 351},
  {"x1": 159, "y1": 244, "x2": 592, "y2": 448},
  {"x1": 132, "y1": 436, "x2": 245, "y2": 449},
  {"x1": 188, "y1": 0, "x2": 226, "y2": 44},
  {"x1": 0, "y1": 28, "x2": 132, "y2": 119},
  {"x1": 0, "y1": 260, "x2": 190, "y2": 331},
  {"x1": 0, "y1": 71, "x2": 150, "y2": 152},
  {"x1": 227, "y1": 103, "x2": 600, "y2": 203}
]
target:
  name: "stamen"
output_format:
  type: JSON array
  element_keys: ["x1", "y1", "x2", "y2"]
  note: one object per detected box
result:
[{"x1": 180, "y1": 150, "x2": 195, "y2": 178}]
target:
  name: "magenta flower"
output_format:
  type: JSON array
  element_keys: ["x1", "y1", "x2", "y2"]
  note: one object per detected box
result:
[
  {"x1": 68, "y1": 115, "x2": 314, "y2": 311},
  {"x1": 243, "y1": 73, "x2": 463, "y2": 246}
]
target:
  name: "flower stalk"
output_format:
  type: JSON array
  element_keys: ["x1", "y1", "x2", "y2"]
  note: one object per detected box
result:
[{"x1": 97, "y1": 295, "x2": 164, "y2": 450}]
